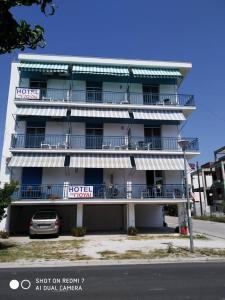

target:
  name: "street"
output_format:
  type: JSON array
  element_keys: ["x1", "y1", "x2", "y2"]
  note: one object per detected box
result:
[
  {"x1": 0, "y1": 262, "x2": 225, "y2": 300},
  {"x1": 166, "y1": 216, "x2": 225, "y2": 239}
]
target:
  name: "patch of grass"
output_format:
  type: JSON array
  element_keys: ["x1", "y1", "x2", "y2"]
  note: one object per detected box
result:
[
  {"x1": 97, "y1": 250, "x2": 118, "y2": 259},
  {"x1": 193, "y1": 215, "x2": 225, "y2": 223},
  {"x1": 98, "y1": 247, "x2": 189, "y2": 260},
  {"x1": 196, "y1": 248, "x2": 225, "y2": 257},
  {"x1": 128, "y1": 233, "x2": 208, "y2": 241},
  {"x1": 127, "y1": 234, "x2": 180, "y2": 240},
  {"x1": 0, "y1": 239, "x2": 87, "y2": 262},
  {"x1": 179, "y1": 234, "x2": 208, "y2": 240}
]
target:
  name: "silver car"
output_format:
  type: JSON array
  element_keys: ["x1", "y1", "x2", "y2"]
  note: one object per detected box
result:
[{"x1": 29, "y1": 211, "x2": 60, "y2": 238}]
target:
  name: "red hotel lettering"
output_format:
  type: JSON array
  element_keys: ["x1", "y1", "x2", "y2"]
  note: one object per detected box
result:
[{"x1": 74, "y1": 193, "x2": 92, "y2": 198}]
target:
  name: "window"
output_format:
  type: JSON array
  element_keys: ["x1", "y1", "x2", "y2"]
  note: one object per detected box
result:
[
  {"x1": 86, "y1": 81, "x2": 102, "y2": 103},
  {"x1": 142, "y1": 84, "x2": 159, "y2": 104}
]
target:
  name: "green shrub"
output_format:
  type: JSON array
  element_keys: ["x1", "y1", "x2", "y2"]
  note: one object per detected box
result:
[
  {"x1": 193, "y1": 215, "x2": 225, "y2": 223},
  {"x1": 127, "y1": 227, "x2": 138, "y2": 236},
  {"x1": 164, "y1": 204, "x2": 178, "y2": 216},
  {"x1": 0, "y1": 231, "x2": 9, "y2": 239},
  {"x1": 71, "y1": 227, "x2": 86, "y2": 237}
]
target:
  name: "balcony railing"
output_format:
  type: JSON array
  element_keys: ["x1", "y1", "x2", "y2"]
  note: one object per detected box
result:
[
  {"x1": 15, "y1": 87, "x2": 195, "y2": 106},
  {"x1": 12, "y1": 184, "x2": 185, "y2": 201},
  {"x1": 11, "y1": 134, "x2": 199, "y2": 152}
]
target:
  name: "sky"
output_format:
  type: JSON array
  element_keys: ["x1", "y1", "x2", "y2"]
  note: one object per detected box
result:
[{"x1": 1, "y1": 0, "x2": 225, "y2": 165}]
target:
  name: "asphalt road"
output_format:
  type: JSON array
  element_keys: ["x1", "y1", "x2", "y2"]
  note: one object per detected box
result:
[
  {"x1": 166, "y1": 216, "x2": 225, "y2": 239},
  {"x1": 0, "y1": 263, "x2": 225, "y2": 300}
]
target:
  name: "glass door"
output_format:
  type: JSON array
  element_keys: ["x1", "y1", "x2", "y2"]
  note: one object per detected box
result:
[
  {"x1": 26, "y1": 123, "x2": 45, "y2": 148},
  {"x1": 144, "y1": 127, "x2": 161, "y2": 150},
  {"x1": 143, "y1": 85, "x2": 159, "y2": 104},
  {"x1": 86, "y1": 81, "x2": 102, "y2": 103},
  {"x1": 86, "y1": 124, "x2": 103, "y2": 149}
]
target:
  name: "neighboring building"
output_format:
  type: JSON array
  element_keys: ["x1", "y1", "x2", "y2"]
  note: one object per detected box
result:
[
  {"x1": 191, "y1": 146, "x2": 225, "y2": 214},
  {"x1": 191, "y1": 162, "x2": 213, "y2": 215},
  {"x1": 0, "y1": 54, "x2": 199, "y2": 234}
]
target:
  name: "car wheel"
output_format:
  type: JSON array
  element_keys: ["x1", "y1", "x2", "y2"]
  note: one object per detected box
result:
[{"x1": 29, "y1": 235, "x2": 35, "y2": 239}]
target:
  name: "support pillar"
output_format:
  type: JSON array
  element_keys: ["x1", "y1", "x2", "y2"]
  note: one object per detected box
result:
[
  {"x1": 76, "y1": 204, "x2": 83, "y2": 227},
  {"x1": 127, "y1": 203, "x2": 135, "y2": 228}
]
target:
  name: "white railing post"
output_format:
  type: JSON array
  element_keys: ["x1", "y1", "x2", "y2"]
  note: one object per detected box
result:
[{"x1": 63, "y1": 182, "x2": 69, "y2": 200}]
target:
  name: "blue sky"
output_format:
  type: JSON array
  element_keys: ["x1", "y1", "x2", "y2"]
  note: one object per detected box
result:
[{"x1": 1, "y1": 0, "x2": 225, "y2": 164}]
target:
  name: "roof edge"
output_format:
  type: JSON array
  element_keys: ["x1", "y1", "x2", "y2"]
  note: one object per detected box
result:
[{"x1": 18, "y1": 54, "x2": 192, "y2": 74}]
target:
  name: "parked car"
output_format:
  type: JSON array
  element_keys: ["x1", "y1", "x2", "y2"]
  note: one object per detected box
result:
[{"x1": 29, "y1": 210, "x2": 60, "y2": 238}]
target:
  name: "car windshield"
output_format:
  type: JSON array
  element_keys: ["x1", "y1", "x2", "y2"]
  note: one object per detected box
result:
[{"x1": 33, "y1": 212, "x2": 57, "y2": 219}]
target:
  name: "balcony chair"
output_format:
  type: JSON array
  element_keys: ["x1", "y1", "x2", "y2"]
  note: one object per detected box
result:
[
  {"x1": 57, "y1": 141, "x2": 69, "y2": 149},
  {"x1": 40, "y1": 141, "x2": 51, "y2": 149}
]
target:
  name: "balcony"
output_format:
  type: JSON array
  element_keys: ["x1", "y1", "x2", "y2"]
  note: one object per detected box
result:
[
  {"x1": 12, "y1": 184, "x2": 185, "y2": 201},
  {"x1": 11, "y1": 134, "x2": 199, "y2": 152},
  {"x1": 15, "y1": 87, "x2": 195, "y2": 107}
]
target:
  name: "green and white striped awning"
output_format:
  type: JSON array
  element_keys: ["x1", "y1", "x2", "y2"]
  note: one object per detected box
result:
[
  {"x1": 72, "y1": 65, "x2": 130, "y2": 76},
  {"x1": 71, "y1": 108, "x2": 130, "y2": 119},
  {"x1": 134, "y1": 155, "x2": 185, "y2": 170},
  {"x1": 70, "y1": 154, "x2": 132, "y2": 168},
  {"x1": 8, "y1": 154, "x2": 65, "y2": 167},
  {"x1": 133, "y1": 109, "x2": 185, "y2": 121},
  {"x1": 19, "y1": 62, "x2": 69, "y2": 73},
  {"x1": 16, "y1": 106, "x2": 67, "y2": 117},
  {"x1": 132, "y1": 68, "x2": 182, "y2": 78}
]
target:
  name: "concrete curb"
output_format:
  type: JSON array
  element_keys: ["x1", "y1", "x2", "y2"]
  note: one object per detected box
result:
[{"x1": 1, "y1": 257, "x2": 225, "y2": 269}]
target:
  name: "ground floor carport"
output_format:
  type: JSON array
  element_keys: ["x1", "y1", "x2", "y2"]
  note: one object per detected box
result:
[
  {"x1": 8, "y1": 201, "x2": 186, "y2": 235},
  {"x1": 9, "y1": 204, "x2": 77, "y2": 235},
  {"x1": 83, "y1": 204, "x2": 126, "y2": 232}
]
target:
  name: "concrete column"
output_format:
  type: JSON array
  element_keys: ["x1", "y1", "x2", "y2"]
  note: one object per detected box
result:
[
  {"x1": 76, "y1": 204, "x2": 83, "y2": 227},
  {"x1": 127, "y1": 203, "x2": 135, "y2": 228},
  {"x1": 177, "y1": 202, "x2": 188, "y2": 231}
]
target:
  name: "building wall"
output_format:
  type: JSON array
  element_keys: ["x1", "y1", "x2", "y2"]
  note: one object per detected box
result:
[
  {"x1": 160, "y1": 84, "x2": 177, "y2": 94},
  {"x1": 0, "y1": 63, "x2": 19, "y2": 185},
  {"x1": 164, "y1": 170, "x2": 182, "y2": 184},
  {"x1": 161, "y1": 125, "x2": 179, "y2": 138},
  {"x1": 42, "y1": 168, "x2": 84, "y2": 184}
]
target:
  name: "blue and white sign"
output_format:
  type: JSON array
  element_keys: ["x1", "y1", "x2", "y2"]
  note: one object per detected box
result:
[
  {"x1": 16, "y1": 87, "x2": 40, "y2": 100},
  {"x1": 68, "y1": 185, "x2": 93, "y2": 198}
]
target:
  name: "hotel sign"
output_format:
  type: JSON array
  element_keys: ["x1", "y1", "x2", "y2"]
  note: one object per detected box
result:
[
  {"x1": 68, "y1": 185, "x2": 93, "y2": 198},
  {"x1": 16, "y1": 87, "x2": 40, "y2": 100}
]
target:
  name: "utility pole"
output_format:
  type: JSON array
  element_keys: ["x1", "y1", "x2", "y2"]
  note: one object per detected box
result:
[{"x1": 196, "y1": 161, "x2": 203, "y2": 216}]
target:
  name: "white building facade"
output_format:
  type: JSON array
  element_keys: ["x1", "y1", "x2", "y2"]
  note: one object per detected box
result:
[{"x1": 0, "y1": 54, "x2": 199, "y2": 234}]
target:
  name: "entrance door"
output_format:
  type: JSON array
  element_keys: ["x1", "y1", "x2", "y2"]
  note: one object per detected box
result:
[
  {"x1": 86, "y1": 81, "x2": 102, "y2": 103},
  {"x1": 85, "y1": 168, "x2": 103, "y2": 185},
  {"x1": 144, "y1": 127, "x2": 161, "y2": 150},
  {"x1": 143, "y1": 85, "x2": 159, "y2": 104},
  {"x1": 86, "y1": 124, "x2": 103, "y2": 149},
  {"x1": 146, "y1": 170, "x2": 154, "y2": 186},
  {"x1": 21, "y1": 167, "x2": 42, "y2": 198},
  {"x1": 85, "y1": 168, "x2": 103, "y2": 198},
  {"x1": 26, "y1": 122, "x2": 45, "y2": 148}
]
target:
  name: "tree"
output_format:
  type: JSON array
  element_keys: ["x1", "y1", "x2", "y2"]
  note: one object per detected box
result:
[
  {"x1": 0, "y1": 181, "x2": 18, "y2": 222},
  {"x1": 0, "y1": 0, "x2": 55, "y2": 54}
]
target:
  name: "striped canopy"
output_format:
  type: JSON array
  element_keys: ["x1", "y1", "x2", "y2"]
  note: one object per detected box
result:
[
  {"x1": 19, "y1": 62, "x2": 69, "y2": 73},
  {"x1": 72, "y1": 65, "x2": 129, "y2": 76}
]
